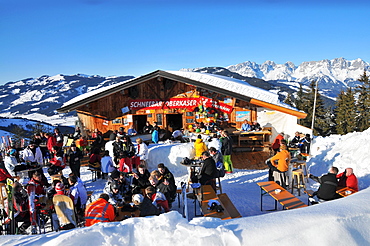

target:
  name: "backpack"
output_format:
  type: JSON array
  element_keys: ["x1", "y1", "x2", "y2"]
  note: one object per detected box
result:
[{"x1": 215, "y1": 161, "x2": 225, "y2": 178}]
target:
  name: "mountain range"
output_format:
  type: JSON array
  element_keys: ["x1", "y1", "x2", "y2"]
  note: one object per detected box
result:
[
  {"x1": 183, "y1": 57, "x2": 370, "y2": 100},
  {"x1": 0, "y1": 57, "x2": 368, "y2": 127},
  {"x1": 0, "y1": 74, "x2": 134, "y2": 118}
]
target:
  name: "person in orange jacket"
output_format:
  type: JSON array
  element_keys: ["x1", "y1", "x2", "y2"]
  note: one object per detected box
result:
[
  {"x1": 267, "y1": 144, "x2": 291, "y2": 187},
  {"x1": 270, "y1": 144, "x2": 291, "y2": 173},
  {"x1": 85, "y1": 193, "x2": 116, "y2": 226}
]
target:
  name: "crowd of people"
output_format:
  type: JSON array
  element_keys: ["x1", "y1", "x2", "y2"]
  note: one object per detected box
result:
[
  {"x1": 0, "y1": 124, "x2": 188, "y2": 234},
  {"x1": 0, "y1": 121, "x2": 332, "y2": 235}
]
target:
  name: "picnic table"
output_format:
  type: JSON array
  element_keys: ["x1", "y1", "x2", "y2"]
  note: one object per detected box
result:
[
  {"x1": 336, "y1": 187, "x2": 357, "y2": 197},
  {"x1": 257, "y1": 181, "x2": 308, "y2": 211},
  {"x1": 232, "y1": 130, "x2": 271, "y2": 148},
  {"x1": 114, "y1": 206, "x2": 140, "y2": 221}
]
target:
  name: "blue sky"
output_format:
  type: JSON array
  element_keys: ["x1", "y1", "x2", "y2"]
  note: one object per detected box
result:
[{"x1": 1, "y1": 0, "x2": 369, "y2": 84}]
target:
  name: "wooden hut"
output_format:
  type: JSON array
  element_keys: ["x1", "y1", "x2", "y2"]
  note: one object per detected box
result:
[{"x1": 57, "y1": 70, "x2": 307, "y2": 167}]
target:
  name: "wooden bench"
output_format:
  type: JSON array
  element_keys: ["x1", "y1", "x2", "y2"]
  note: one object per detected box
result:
[
  {"x1": 257, "y1": 181, "x2": 308, "y2": 211},
  {"x1": 195, "y1": 185, "x2": 241, "y2": 220},
  {"x1": 81, "y1": 158, "x2": 89, "y2": 167},
  {"x1": 217, "y1": 193, "x2": 242, "y2": 219}
]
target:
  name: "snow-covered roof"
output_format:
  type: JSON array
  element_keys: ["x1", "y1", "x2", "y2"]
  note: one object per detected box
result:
[
  {"x1": 60, "y1": 76, "x2": 137, "y2": 108},
  {"x1": 59, "y1": 70, "x2": 302, "y2": 116},
  {"x1": 165, "y1": 70, "x2": 291, "y2": 109}
]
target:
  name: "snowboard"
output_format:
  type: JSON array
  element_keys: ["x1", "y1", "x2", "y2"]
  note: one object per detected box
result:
[{"x1": 53, "y1": 195, "x2": 77, "y2": 230}]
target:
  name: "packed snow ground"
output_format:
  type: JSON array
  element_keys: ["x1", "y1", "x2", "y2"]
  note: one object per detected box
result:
[{"x1": 2, "y1": 129, "x2": 370, "y2": 245}]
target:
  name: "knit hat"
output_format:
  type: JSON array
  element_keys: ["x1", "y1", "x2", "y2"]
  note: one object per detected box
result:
[
  {"x1": 9, "y1": 149, "x2": 16, "y2": 156},
  {"x1": 55, "y1": 182, "x2": 65, "y2": 192}
]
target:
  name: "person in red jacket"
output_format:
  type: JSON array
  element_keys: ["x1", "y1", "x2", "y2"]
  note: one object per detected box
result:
[
  {"x1": 0, "y1": 154, "x2": 12, "y2": 183},
  {"x1": 337, "y1": 168, "x2": 359, "y2": 192},
  {"x1": 85, "y1": 193, "x2": 116, "y2": 226},
  {"x1": 47, "y1": 146, "x2": 66, "y2": 176},
  {"x1": 271, "y1": 132, "x2": 285, "y2": 154},
  {"x1": 46, "y1": 133, "x2": 56, "y2": 154},
  {"x1": 53, "y1": 128, "x2": 64, "y2": 148},
  {"x1": 145, "y1": 185, "x2": 169, "y2": 212}
]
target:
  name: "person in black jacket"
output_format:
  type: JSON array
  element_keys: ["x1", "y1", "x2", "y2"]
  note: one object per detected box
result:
[
  {"x1": 122, "y1": 136, "x2": 135, "y2": 157},
  {"x1": 143, "y1": 121, "x2": 153, "y2": 134},
  {"x1": 148, "y1": 174, "x2": 177, "y2": 208},
  {"x1": 221, "y1": 130, "x2": 233, "y2": 173},
  {"x1": 132, "y1": 164, "x2": 151, "y2": 194},
  {"x1": 132, "y1": 194, "x2": 160, "y2": 217},
  {"x1": 289, "y1": 131, "x2": 301, "y2": 148},
  {"x1": 197, "y1": 151, "x2": 218, "y2": 189},
  {"x1": 65, "y1": 143, "x2": 84, "y2": 177},
  {"x1": 157, "y1": 163, "x2": 176, "y2": 188},
  {"x1": 112, "y1": 137, "x2": 124, "y2": 165},
  {"x1": 309, "y1": 166, "x2": 341, "y2": 201}
]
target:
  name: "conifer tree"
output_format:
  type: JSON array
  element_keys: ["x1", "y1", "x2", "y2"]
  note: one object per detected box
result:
[
  {"x1": 334, "y1": 88, "x2": 357, "y2": 134},
  {"x1": 299, "y1": 81, "x2": 330, "y2": 136},
  {"x1": 295, "y1": 83, "x2": 305, "y2": 110},
  {"x1": 356, "y1": 70, "x2": 370, "y2": 131},
  {"x1": 284, "y1": 93, "x2": 294, "y2": 107}
]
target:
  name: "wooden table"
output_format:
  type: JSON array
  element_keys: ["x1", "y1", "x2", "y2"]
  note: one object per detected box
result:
[
  {"x1": 195, "y1": 185, "x2": 232, "y2": 220},
  {"x1": 232, "y1": 131, "x2": 271, "y2": 148},
  {"x1": 115, "y1": 206, "x2": 140, "y2": 221},
  {"x1": 257, "y1": 181, "x2": 308, "y2": 210},
  {"x1": 336, "y1": 187, "x2": 357, "y2": 197}
]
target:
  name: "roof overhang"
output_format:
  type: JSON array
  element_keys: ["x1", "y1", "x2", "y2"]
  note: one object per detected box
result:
[{"x1": 250, "y1": 99, "x2": 307, "y2": 119}]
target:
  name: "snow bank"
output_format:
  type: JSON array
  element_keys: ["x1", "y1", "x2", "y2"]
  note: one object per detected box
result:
[
  {"x1": 308, "y1": 128, "x2": 370, "y2": 189},
  {"x1": 3, "y1": 189, "x2": 370, "y2": 246}
]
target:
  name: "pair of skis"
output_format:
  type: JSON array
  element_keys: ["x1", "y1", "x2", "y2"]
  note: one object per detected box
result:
[{"x1": 5, "y1": 179, "x2": 16, "y2": 234}]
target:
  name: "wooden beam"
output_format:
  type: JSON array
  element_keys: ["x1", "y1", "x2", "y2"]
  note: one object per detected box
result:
[{"x1": 250, "y1": 99, "x2": 307, "y2": 119}]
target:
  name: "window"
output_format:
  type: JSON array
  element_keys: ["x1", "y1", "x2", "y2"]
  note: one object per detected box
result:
[
  {"x1": 186, "y1": 118, "x2": 194, "y2": 123},
  {"x1": 156, "y1": 114, "x2": 163, "y2": 125},
  {"x1": 112, "y1": 118, "x2": 122, "y2": 125}
]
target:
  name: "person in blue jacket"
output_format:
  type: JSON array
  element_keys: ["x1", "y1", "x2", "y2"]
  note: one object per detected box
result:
[{"x1": 152, "y1": 126, "x2": 159, "y2": 144}]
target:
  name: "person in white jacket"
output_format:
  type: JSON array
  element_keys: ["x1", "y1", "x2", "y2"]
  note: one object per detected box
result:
[
  {"x1": 21, "y1": 142, "x2": 43, "y2": 165},
  {"x1": 135, "y1": 138, "x2": 148, "y2": 166},
  {"x1": 21, "y1": 142, "x2": 48, "y2": 185},
  {"x1": 4, "y1": 149, "x2": 18, "y2": 176},
  {"x1": 207, "y1": 134, "x2": 222, "y2": 151}
]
